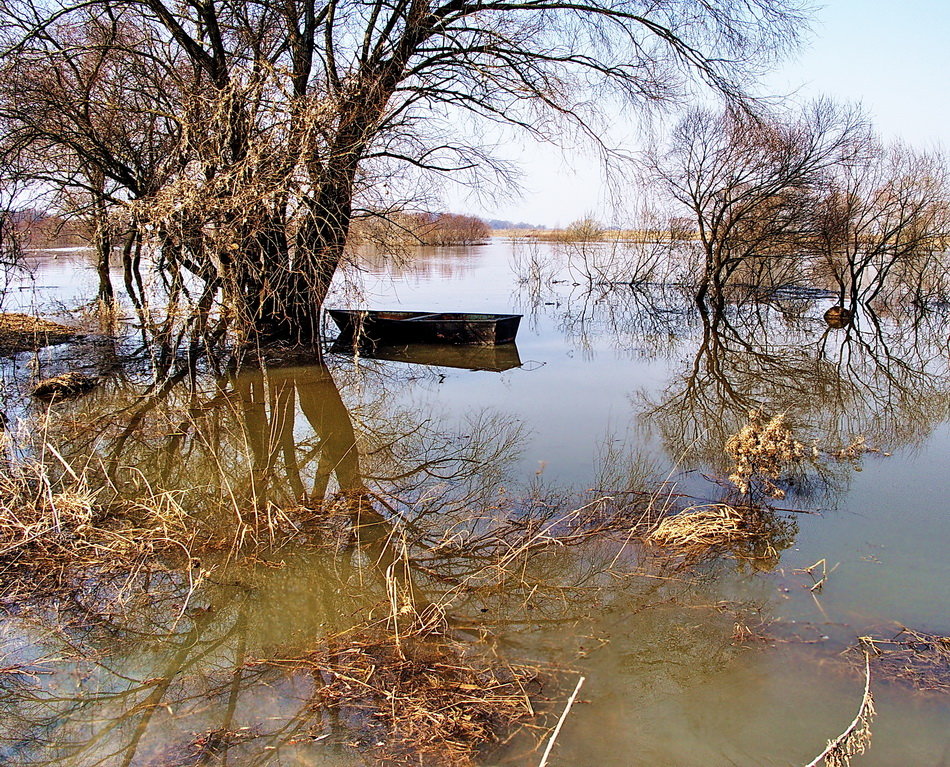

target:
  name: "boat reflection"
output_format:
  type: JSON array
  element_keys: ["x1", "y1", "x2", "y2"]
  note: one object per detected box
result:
[{"x1": 330, "y1": 340, "x2": 522, "y2": 372}]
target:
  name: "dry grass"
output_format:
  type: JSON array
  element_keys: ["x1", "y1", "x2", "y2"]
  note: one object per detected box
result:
[
  {"x1": 650, "y1": 504, "x2": 751, "y2": 548},
  {"x1": 0, "y1": 446, "x2": 195, "y2": 602},
  {"x1": 647, "y1": 503, "x2": 787, "y2": 567},
  {"x1": 31, "y1": 372, "x2": 99, "y2": 400},
  {"x1": 263, "y1": 628, "x2": 544, "y2": 766},
  {"x1": 0, "y1": 312, "x2": 80, "y2": 356}
]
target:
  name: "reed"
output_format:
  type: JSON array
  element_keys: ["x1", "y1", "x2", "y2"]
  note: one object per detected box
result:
[{"x1": 648, "y1": 502, "x2": 775, "y2": 560}]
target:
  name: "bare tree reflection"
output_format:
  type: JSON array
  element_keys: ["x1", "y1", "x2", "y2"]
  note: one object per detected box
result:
[
  {"x1": 0, "y1": 353, "x2": 740, "y2": 766},
  {"x1": 641, "y1": 299, "x2": 950, "y2": 503}
]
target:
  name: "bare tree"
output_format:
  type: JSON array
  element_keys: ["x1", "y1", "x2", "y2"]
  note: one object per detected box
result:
[
  {"x1": 1, "y1": 0, "x2": 809, "y2": 346},
  {"x1": 0, "y1": 12, "x2": 184, "y2": 306},
  {"x1": 646, "y1": 101, "x2": 869, "y2": 306},
  {"x1": 809, "y1": 142, "x2": 950, "y2": 308}
]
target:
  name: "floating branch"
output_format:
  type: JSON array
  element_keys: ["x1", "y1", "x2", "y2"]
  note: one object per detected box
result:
[{"x1": 803, "y1": 651, "x2": 875, "y2": 767}]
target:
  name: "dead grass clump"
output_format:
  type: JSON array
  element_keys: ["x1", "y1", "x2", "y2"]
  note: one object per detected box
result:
[
  {"x1": 32, "y1": 372, "x2": 99, "y2": 400},
  {"x1": 648, "y1": 503, "x2": 773, "y2": 558},
  {"x1": 650, "y1": 504, "x2": 749, "y2": 547},
  {"x1": 0, "y1": 455, "x2": 194, "y2": 601},
  {"x1": 275, "y1": 630, "x2": 542, "y2": 766},
  {"x1": 725, "y1": 410, "x2": 811, "y2": 498},
  {"x1": 0, "y1": 312, "x2": 79, "y2": 356},
  {"x1": 852, "y1": 628, "x2": 950, "y2": 694}
]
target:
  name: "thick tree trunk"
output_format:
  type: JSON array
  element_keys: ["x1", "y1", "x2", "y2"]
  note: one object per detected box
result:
[
  {"x1": 250, "y1": 141, "x2": 361, "y2": 345},
  {"x1": 227, "y1": 62, "x2": 403, "y2": 346}
]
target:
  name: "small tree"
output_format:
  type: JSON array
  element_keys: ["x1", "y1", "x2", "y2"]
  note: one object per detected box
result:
[
  {"x1": 809, "y1": 143, "x2": 950, "y2": 307},
  {"x1": 0, "y1": 13, "x2": 183, "y2": 306}
]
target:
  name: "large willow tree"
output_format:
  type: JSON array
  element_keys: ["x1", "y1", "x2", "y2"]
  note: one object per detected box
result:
[{"x1": 0, "y1": 0, "x2": 808, "y2": 343}]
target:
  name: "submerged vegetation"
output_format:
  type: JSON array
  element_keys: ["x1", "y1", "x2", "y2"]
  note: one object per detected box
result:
[
  {"x1": 0, "y1": 204, "x2": 947, "y2": 761},
  {"x1": 0, "y1": 289, "x2": 945, "y2": 763},
  {"x1": 268, "y1": 630, "x2": 543, "y2": 766},
  {"x1": 0, "y1": 313, "x2": 80, "y2": 356}
]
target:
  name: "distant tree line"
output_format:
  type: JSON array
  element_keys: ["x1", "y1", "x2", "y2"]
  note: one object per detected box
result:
[{"x1": 403, "y1": 213, "x2": 490, "y2": 246}]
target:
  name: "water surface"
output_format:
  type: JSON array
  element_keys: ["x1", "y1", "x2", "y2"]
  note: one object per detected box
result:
[{"x1": 1, "y1": 240, "x2": 948, "y2": 765}]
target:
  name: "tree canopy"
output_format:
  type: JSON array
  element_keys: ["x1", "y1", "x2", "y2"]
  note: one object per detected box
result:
[{"x1": 0, "y1": 0, "x2": 810, "y2": 343}]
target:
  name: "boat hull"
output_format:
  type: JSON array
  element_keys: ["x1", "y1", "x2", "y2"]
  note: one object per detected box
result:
[{"x1": 328, "y1": 310, "x2": 521, "y2": 346}]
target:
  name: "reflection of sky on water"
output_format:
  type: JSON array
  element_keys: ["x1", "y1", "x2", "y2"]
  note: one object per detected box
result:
[
  {"x1": 335, "y1": 239, "x2": 950, "y2": 637},
  {"x1": 3, "y1": 248, "x2": 102, "y2": 315}
]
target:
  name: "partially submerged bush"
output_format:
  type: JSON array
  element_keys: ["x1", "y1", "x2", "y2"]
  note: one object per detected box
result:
[
  {"x1": 648, "y1": 502, "x2": 793, "y2": 568},
  {"x1": 725, "y1": 410, "x2": 812, "y2": 498},
  {"x1": 724, "y1": 411, "x2": 884, "y2": 500},
  {"x1": 32, "y1": 372, "x2": 99, "y2": 400},
  {"x1": 563, "y1": 216, "x2": 604, "y2": 242}
]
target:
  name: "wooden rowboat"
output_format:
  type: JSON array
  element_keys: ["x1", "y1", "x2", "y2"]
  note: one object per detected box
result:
[{"x1": 327, "y1": 309, "x2": 522, "y2": 346}]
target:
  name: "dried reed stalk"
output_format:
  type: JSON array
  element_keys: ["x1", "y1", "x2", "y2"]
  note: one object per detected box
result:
[
  {"x1": 648, "y1": 503, "x2": 763, "y2": 554},
  {"x1": 266, "y1": 629, "x2": 544, "y2": 766},
  {"x1": 856, "y1": 628, "x2": 950, "y2": 693},
  {"x1": 537, "y1": 675, "x2": 585, "y2": 767},
  {"x1": 804, "y1": 652, "x2": 875, "y2": 767}
]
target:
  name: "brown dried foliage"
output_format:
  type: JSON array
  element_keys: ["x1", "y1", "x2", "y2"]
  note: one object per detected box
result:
[
  {"x1": 0, "y1": 449, "x2": 193, "y2": 602},
  {"x1": 31, "y1": 372, "x2": 99, "y2": 400},
  {"x1": 0, "y1": 312, "x2": 79, "y2": 356},
  {"x1": 648, "y1": 502, "x2": 791, "y2": 568},
  {"x1": 725, "y1": 410, "x2": 810, "y2": 498}
]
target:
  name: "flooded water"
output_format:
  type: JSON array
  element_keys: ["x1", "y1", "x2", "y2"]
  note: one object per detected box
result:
[{"x1": 1, "y1": 241, "x2": 948, "y2": 765}]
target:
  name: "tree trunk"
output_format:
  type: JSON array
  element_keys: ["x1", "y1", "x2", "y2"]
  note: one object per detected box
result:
[{"x1": 94, "y1": 221, "x2": 114, "y2": 305}]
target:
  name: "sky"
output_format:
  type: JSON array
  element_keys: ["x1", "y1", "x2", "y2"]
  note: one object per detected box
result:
[{"x1": 463, "y1": 0, "x2": 950, "y2": 228}]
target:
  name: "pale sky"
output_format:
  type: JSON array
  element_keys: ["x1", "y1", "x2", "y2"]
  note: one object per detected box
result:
[{"x1": 464, "y1": 0, "x2": 950, "y2": 227}]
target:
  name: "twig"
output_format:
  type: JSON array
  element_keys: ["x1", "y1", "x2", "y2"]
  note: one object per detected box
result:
[{"x1": 537, "y1": 675, "x2": 585, "y2": 767}]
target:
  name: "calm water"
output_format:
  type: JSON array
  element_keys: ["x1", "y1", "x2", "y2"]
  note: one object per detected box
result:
[{"x1": 1, "y1": 241, "x2": 948, "y2": 765}]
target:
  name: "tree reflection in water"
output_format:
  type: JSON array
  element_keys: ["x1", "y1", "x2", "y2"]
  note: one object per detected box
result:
[
  {"x1": 4, "y1": 285, "x2": 949, "y2": 764},
  {"x1": 641, "y1": 300, "x2": 950, "y2": 504},
  {"x1": 514, "y1": 269, "x2": 950, "y2": 501},
  {"x1": 0, "y1": 360, "x2": 687, "y2": 766}
]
